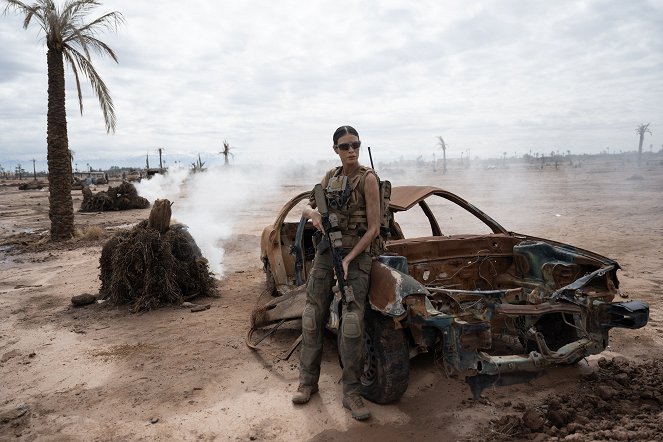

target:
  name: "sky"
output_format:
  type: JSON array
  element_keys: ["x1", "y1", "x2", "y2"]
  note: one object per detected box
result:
[{"x1": 1, "y1": 0, "x2": 662, "y2": 172}]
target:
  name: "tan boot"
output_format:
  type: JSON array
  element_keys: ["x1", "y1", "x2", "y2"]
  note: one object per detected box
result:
[
  {"x1": 292, "y1": 384, "x2": 318, "y2": 404},
  {"x1": 342, "y1": 394, "x2": 371, "y2": 420}
]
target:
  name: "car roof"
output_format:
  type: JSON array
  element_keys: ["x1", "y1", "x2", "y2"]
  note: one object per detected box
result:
[
  {"x1": 389, "y1": 186, "x2": 469, "y2": 211},
  {"x1": 390, "y1": 186, "x2": 446, "y2": 211},
  {"x1": 389, "y1": 185, "x2": 508, "y2": 234}
]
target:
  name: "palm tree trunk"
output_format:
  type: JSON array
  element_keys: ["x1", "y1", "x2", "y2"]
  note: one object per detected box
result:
[
  {"x1": 638, "y1": 133, "x2": 644, "y2": 168},
  {"x1": 47, "y1": 48, "x2": 75, "y2": 240}
]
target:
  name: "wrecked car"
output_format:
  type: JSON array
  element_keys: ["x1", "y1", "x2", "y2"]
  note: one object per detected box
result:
[{"x1": 252, "y1": 185, "x2": 649, "y2": 403}]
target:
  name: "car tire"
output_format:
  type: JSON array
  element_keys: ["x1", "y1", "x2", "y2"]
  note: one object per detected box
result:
[{"x1": 360, "y1": 308, "x2": 409, "y2": 404}]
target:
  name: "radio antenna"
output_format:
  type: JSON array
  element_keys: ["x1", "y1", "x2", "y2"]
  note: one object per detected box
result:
[{"x1": 368, "y1": 146, "x2": 375, "y2": 169}]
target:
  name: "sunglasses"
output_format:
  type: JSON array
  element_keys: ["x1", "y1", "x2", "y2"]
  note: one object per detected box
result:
[{"x1": 336, "y1": 141, "x2": 361, "y2": 151}]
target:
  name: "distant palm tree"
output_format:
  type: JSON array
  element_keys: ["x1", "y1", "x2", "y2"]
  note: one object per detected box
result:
[
  {"x1": 635, "y1": 123, "x2": 652, "y2": 167},
  {"x1": 219, "y1": 139, "x2": 234, "y2": 165},
  {"x1": 3, "y1": 0, "x2": 123, "y2": 240},
  {"x1": 436, "y1": 136, "x2": 447, "y2": 174},
  {"x1": 191, "y1": 153, "x2": 206, "y2": 173}
]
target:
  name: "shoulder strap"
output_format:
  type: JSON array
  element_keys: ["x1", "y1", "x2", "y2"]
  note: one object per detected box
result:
[{"x1": 321, "y1": 166, "x2": 342, "y2": 189}]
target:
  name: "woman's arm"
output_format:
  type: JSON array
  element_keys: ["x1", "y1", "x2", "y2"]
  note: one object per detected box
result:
[
  {"x1": 302, "y1": 203, "x2": 323, "y2": 232},
  {"x1": 341, "y1": 172, "x2": 380, "y2": 275}
]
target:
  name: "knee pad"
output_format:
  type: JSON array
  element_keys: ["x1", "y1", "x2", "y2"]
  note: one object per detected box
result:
[
  {"x1": 302, "y1": 304, "x2": 317, "y2": 334},
  {"x1": 341, "y1": 311, "x2": 362, "y2": 339}
]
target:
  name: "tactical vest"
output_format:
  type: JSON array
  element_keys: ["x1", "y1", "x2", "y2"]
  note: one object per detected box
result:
[{"x1": 317, "y1": 165, "x2": 387, "y2": 256}]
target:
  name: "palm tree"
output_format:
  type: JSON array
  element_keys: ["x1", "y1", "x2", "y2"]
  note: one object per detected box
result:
[
  {"x1": 436, "y1": 136, "x2": 447, "y2": 174},
  {"x1": 3, "y1": 0, "x2": 123, "y2": 240},
  {"x1": 219, "y1": 139, "x2": 234, "y2": 165},
  {"x1": 635, "y1": 123, "x2": 652, "y2": 167},
  {"x1": 191, "y1": 154, "x2": 206, "y2": 173}
]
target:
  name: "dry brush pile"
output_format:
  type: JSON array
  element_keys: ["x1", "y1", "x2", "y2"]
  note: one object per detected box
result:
[
  {"x1": 81, "y1": 182, "x2": 149, "y2": 212},
  {"x1": 99, "y1": 199, "x2": 217, "y2": 312}
]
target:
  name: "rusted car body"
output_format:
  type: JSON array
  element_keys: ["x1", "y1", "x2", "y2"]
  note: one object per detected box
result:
[{"x1": 256, "y1": 186, "x2": 648, "y2": 402}]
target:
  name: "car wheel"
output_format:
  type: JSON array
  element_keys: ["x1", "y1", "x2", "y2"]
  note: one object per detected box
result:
[{"x1": 360, "y1": 308, "x2": 409, "y2": 404}]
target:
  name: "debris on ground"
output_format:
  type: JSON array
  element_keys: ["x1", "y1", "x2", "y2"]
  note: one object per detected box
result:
[
  {"x1": 71, "y1": 293, "x2": 97, "y2": 306},
  {"x1": 80, "y1": 182, "x2": 150, "y2": 212},
  {"x1": 71, "y1": 177, "x2": 85, "y2": 190},
  {"x1": 18, "y1": 182, "x2": 44, "y2": 190},
  {"x1": 190, "y1": 304, "x2": 211, "y2": 313},
  {"x1": 479, "y1": 356, "x2": 663, "y2": 441},
  {"x1": 98, "y1": 199, "x2": 216, "y2": 312},
  {"x1": 181, "y1": 301, "x2": 211, "y2": 312}
]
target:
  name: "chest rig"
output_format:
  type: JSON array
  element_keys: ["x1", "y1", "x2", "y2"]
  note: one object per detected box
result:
[{"x1": 323, "y1": 166, "x2": 372, "y2": 251}]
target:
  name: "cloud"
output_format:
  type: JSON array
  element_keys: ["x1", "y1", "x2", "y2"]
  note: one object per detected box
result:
[{"x1": 1, "y1": 0, "x2": 661, "y2": 170}]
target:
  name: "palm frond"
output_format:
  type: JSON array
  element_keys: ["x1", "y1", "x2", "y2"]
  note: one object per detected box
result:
[
  {"x1": 2, "y1": 0, "x2": 28, "y2": 13},
  {"x1": 70, "y1": 33, "x2": 118, "y2": 61},
  {"x1": 2, "y1": 0, "x2": 40, "y2": 29},
  {"x1": 62, "y1": 49, "x2": 84, "y2": 115},
  {"x1": 62, "y1": 0, "x2": 100, "y2": 24},
  {"x1": 2, "y1": 0, "x2": 30, "y2": 15},
  {"x1": 66, "y1": 45, "x2": 116, "y2": 132},
  {"x1": 74, "y1": 27, "x2": 93, "y2": 58},
  {"x1": 76, "y1": 10, "x2": 124, "y2": 35}
]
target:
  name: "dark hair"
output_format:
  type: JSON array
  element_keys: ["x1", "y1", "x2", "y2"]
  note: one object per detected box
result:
[{"x1": 333, "y1": 125, "x2": 359, "y2": 145}]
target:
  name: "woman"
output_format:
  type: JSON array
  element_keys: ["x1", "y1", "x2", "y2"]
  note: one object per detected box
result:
[{"x1": 292, "y1": 125, "x2": 381, "y2": 421}]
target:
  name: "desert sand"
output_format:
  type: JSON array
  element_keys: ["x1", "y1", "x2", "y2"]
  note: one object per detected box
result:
[{"x1": 1, "y1": 157, "x2": 662, "y2": 441}]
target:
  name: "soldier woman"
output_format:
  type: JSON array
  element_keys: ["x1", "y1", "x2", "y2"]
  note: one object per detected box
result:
[{"x1": 291, "y1": 125, "x2": 381, "y2": 421}]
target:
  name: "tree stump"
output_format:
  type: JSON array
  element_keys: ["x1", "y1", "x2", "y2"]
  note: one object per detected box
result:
[{"x1": 148, "y1": 199, "x2": 173, "y2": 233}]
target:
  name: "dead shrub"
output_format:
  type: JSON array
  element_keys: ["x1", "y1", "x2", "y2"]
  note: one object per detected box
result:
[
  {"x1": 75, "y1": 225, "x2": 106, "y2": 241},
  {"x1": 99, "y1": 199, "x2": 216, "y2": 312},
  {"x1": 81, "y1": 182, "x2": 150, "y2": 212}
]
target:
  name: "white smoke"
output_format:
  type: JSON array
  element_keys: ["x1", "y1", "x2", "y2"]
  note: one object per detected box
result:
[{"x1": 136, "y1": 164, "x2": 282, "y2": 277}]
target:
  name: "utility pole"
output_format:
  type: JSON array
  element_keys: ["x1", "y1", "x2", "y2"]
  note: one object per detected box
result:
[{"x1": 32, "y1": 159, "x2": 37, "y2": 180}]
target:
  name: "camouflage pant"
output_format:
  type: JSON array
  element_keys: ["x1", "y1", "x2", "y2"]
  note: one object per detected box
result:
[{"x1": 298, "y1": 249, "x2": 372, "y2": 396}]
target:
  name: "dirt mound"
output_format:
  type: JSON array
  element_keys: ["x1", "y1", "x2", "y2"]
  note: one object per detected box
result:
[
  {"x1": 482, "y1": 357, "x2": 663, "y2": 441},
  {"x1": 98, "y1": 199, "x2": 217, "y2": 312},
  {"x1": 80, "y1": 182, "x2": 150, "y2": 212}
]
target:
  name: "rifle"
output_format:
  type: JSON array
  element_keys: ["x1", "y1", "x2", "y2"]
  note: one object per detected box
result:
[{"x1": 312, "y1": 183, "x2": 355, "y2": 306}]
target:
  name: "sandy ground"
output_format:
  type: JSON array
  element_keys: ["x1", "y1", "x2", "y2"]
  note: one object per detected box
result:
[{"x1": 1, "y1": 158, "x2": 662, "y2": 441}]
